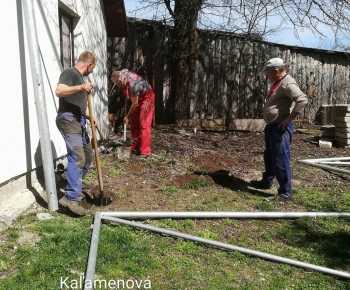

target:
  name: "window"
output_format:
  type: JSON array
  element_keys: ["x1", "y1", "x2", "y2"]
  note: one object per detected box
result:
[{"x1": 59, "y1": 10, "x2": 74, "y2": 69}]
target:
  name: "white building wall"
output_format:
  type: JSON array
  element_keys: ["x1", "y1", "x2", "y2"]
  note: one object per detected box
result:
[{"x1": 0, "y1": 0, "x2": 108, "y2": 187}]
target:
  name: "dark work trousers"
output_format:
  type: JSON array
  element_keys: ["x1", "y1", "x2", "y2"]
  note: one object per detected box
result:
[
  {"x1": 56, "y1": 112, "x2": 93, "y2": 201},
  {"x1": 262, "y1": 121, "x2": 294, "y2": 199}
]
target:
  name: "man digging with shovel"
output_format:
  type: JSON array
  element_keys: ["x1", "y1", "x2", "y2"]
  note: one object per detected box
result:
[
  {"x1": 55, "y1": 51, "x2": 97, "y2": 216},
  {"x1": 109, "y1": 69, "x2": 155, "y2": 158}
]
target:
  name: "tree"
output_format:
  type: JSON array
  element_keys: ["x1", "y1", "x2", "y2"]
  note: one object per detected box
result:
[{"x1": 128, "y1": 0, "x2": 350, "y2": 122}]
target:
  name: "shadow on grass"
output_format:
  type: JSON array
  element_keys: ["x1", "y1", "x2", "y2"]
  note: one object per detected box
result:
[
  {"x1": 194, "y1": 170, "x2": 272, "y2": 198},
  {"x1": 288, "y1": 218, "x2": 350, "y2": 272}
]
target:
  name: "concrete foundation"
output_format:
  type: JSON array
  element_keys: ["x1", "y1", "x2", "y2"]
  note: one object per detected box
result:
[{"x1": 0, "y1": 171, "x2": 46, "y2": 232}]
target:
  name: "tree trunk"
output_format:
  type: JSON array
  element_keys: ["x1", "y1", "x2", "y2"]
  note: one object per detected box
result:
[{"x1": 167, "y1": 0, "x2": 203, "y2": 123}]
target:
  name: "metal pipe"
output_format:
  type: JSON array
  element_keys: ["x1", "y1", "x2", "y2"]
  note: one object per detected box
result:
[
  {"x1": 103, "y1": 216, "x2": 350, "y2": 280},
  {"x1": 84, "y1": 212, "x2": 102, "y2": 290},
  {"x1": 299, "y1": 157, "x2": 350, "y2": 162},
  {"x1": 298, "y1": 158, "x2": 350, "y2": 175},
  {"x1": 22, "y1": 0, "x2": 58, "y2": 211},
  {"x1": 100, "y1": 211, "x2": 350, "y2": 220},
  {"x1": 318, "y1": 162, "x2": 350, "y2": 166}
]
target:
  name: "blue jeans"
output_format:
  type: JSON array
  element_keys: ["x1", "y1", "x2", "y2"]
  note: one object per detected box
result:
[
  {"x1": 56, "y1": 112, "x2": 93, "y2": 201},
  {"x1": 262, "y1": 122, "x2": 294, "y2": 199}
]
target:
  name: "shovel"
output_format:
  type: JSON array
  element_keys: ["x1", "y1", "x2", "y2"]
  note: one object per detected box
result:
[
  {"x1": 117, "y1": 96, "x2": 130, "y2": 159},
  {"x1": 87, "y1": 93, "x2": 108, "y2": 206}
]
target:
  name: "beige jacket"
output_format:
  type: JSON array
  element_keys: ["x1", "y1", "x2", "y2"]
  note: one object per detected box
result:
[{"x1": 263, "y1": 74, "x2": 308, "y2": 124}]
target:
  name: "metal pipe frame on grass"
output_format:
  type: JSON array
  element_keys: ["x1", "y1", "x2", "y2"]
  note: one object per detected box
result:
[
  {"x1": 84, "y1": 212, "x2": 102, "y2": 290},
  {"x1": 106, "y1": 216, "x2": 350, "y2": 279},
  {"x1": 100, "y1": 211, "x2": 350, "y2": 220},
  {"x1": 84, "y1": 211, "x2": 350, "y2": 288},
  {"x1": 299, "y1": 157, "x2": 350, "y2": 175}
]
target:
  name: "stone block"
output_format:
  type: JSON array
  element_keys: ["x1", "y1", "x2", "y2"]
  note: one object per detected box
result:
[
  {"x1": 335, "y1": 105, "x2": 350, "y2": 112},
  {"x1": 226, "y1": 119, "x2": 266, "y2": 131},
  {"x1": 335, "y1": 130, "x2": 350, "y2": 139},
  {"x1": 320, "y1": 125, "x2": 335, "y2": 137},
  {"x1": 333, "y1": 121, "x2": 350, "y2": 128},
  {"x1": 335, "y1": 111, "x2": 350, "y2": 117},
  {"x1": 334, "y1": 116, "x2": 350, "y2": 122},
  {"x1": 177, "y1": 118, "x2": 226, "y2": 131},
  {"x1": 319, "y1": 138, "x2": 333, "y2": 148},
  {"x1": 335, "y1": 136, "x2": 350, "y2": 146},
  {"x1": 335, "y1": 127, "x2": 350, "y2": 133}
]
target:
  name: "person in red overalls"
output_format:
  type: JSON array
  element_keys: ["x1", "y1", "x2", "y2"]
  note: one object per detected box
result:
[{"x1": 109, "y1": 69, "x2": 155, "y2": 157}]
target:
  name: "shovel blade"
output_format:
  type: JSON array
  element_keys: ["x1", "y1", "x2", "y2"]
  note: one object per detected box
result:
[
  {"x1": 117, "y1": 146, "x2": 130, "y2": 159},
  {"x1": 93, "y1": 191, "x2": 109, "y2": 207}
]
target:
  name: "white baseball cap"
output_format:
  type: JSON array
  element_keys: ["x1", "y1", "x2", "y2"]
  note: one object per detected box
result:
[{"x1": 264, "y1": 58, "x2": 285, "y2": 70}]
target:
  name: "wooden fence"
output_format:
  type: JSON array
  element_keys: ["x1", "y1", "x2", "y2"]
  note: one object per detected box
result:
[{"x1": 107, "y1": 18, "x2": 350, "y2": 127}]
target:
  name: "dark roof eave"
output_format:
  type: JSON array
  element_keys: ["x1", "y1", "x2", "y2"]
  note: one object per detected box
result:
[{"x1": 103, "y1": 0, "x2": 128, "y2": 37}]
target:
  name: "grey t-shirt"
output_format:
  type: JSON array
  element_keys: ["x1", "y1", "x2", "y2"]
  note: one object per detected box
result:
[
  {"x1": 57, "y1": 67, "x2": 87, "y2": 116},
  {"x1": 122, "y1": 69, "x2": 150, "y2": 97}
]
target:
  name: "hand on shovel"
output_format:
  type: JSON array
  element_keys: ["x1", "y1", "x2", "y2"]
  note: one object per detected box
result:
[
  {"x1": 90, "y1": 117, "x2": 98, "y2": 127},
  {"x1": 123, "y1": 116, "x2": 130, "y2": 125}
]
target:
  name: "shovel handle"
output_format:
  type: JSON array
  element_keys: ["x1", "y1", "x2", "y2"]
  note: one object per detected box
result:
[
  {"x1": 87, "y1": 93, "x2": 104, "y2": 191},
  {"x1": 124, "y1": 96, "x2": 127, "y2": 141}
]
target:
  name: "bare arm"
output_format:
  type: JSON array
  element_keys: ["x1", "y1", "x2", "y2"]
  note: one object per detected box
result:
[
  {"x1": 123, "y1": 96, "x2": 139, "y2": 125},
  {"x1": 55, "y1": 83, "x2": 94, "y2": 98}
]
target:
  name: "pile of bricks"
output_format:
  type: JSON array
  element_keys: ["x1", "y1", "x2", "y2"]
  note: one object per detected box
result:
[
  {"x1": 333, "y1": 105, "x2": 350, "y2": 146},
  {"x1": 319, "y1": 125, "x2": 335, "y2": 148}
]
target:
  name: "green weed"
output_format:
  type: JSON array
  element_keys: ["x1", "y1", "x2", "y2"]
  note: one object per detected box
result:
[
  {"x1": 185, "y1": 162, "x2": 200, "y2": 171},
  {"x1": 184, "y1": 177, "x2": 211, "y2": 189},
  {"x1": 108, "y1": 168, "x2": 124, "y2": 177},
  {"x1": 162, "y1": 185, "x2": 178, "y2": 196}
]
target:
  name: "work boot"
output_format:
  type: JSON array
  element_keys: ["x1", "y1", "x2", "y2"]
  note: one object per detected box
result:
[
  {"x1": 59, "y1": 196, "x2": 87, "y2": 216},
  {"x1": 250, "y1": 180, "x2": 272, "y2": 190},
  {"x1": 264, "y1": 194, "x2": 291, "y2": 202}
]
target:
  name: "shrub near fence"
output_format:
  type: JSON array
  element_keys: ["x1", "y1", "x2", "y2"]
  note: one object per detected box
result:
[{"x1": 108, "y1": 18, "x2": 350, "y2": 128}]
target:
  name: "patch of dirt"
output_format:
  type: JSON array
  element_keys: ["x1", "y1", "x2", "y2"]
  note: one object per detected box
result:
[{"x1": 57, "y1": 127, "x2": 350, "y2": 212}]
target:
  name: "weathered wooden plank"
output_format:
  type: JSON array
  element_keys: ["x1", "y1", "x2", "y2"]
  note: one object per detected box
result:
[{"x1": 108, "y1": 19, "x2": 350, "y2": 126}]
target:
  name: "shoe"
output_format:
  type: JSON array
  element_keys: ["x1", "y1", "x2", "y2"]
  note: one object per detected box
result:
[
  {"x1": 139, "y1": 154, "x2": 149, "y2": 158},
  {"x1": 264, "y1": 195, "x2": 291, "y2": 202},
  {"x1": 59, "y1": 196, "x2": 87, "y2": 216},
  {"x1": 250, "y1": 180, "x2": 272, "y2": 189}
]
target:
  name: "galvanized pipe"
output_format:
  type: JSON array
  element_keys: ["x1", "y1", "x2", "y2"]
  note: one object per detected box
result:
[
  {"x1": 103, "y1": 216, "x2": 350, "y2": 280},
  {"x1": 100, "y1": 211, "x2": 350, "y2": 220},
  {"x1": 298, "y1": 158, "x2": 350, "y2": 175},
  {"x1": 84, "y1": 212, "x2": 102, "y2": 290},
  {"x1": 22, "y1": 0, "x2": 58, "y2": 211}
]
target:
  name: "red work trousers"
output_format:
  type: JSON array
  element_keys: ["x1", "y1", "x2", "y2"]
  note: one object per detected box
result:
[{"x1": 130, "y1": 98, "x2": 154, "y2": 155}]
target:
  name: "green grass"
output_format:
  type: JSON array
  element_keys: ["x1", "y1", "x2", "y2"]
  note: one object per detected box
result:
[
  {"x1": 0, "y1": 208, "x2": 350, "y2": 289},
  {"x1": 184, "y1": 176, "x2": 211, "y2": 189},
  {"x1": 108, "y1": 168, "x2": 124, "y2": 177},
  {"x1": 1, "y1": 179, "x2": 350, "y2": 289},
  {"x1": 161, "y1": 185, "x2": 178, "y2": 196}
]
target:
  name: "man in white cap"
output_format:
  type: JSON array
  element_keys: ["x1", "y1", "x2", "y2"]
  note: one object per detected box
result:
[{"x1": 250, "y1": 58, "x2": 308, "y2": 202}]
